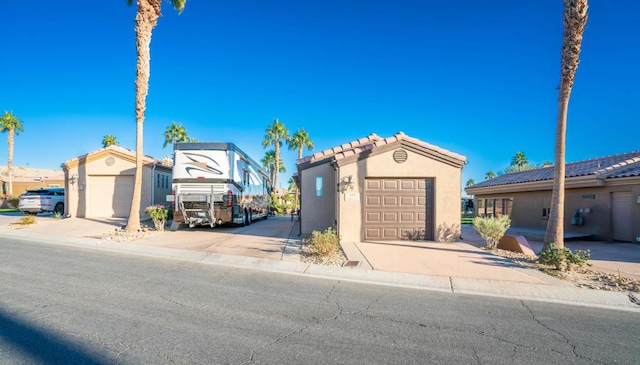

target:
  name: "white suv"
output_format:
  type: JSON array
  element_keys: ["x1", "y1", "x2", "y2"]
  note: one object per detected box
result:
[{"x1": 18, "y1": 188, "x2": 65, "y2": 216}]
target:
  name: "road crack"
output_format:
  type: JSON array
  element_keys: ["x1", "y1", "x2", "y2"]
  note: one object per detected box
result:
[{"x1": 520, "y1": 300, "x2": 607, "y2": 364}]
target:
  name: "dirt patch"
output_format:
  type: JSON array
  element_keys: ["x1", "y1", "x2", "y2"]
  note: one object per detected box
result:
[
  {"x1": 490, "y1": 248, "x2": 640, "y2": 293},
  {"x1": 300, "y1": 243, "x2": 347, "y2": 266}
]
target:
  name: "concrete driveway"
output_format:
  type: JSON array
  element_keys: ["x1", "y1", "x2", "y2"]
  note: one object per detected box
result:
[
  {"x1": 0, "y1": 213, "x2": 297, "y2": 261},
  {"x1": 3, "y1": 212, "x2": 639, "y2": 284}
]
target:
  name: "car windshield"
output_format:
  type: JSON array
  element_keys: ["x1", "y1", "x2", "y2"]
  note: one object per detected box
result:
[{"x1": 23, "y1": 189, "x2": 64, "y2": 196}]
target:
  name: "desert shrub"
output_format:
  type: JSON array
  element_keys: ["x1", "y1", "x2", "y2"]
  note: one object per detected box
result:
[
  {"x1": 436, "y1": 222, "x2": 460, "y2": 243},
  {"x1": 269, "y1": 193, "x2": 285, "y2": 215},
  {"x1": 539, "y1": 243, "x2": 591, "y2": 271},
  {"x1": 53, "y1": 211, "x2": 63, "y2": 220},
  {"x1": 18, "y1": 215, "x2": 36, "y2": 225},
  {"x1": 307, "y1": 227, "x2": 340, "y2": 257},
  {"x1": 145, "y1": 204, "x2": 169, "y2": 231},
  {"x1": 472, "y1": 215, "x2": 511, "y2": 249},
  {"x1": 403, "y1": 229, "x2": 426, "y2": 240},
  {"x1": 8, "y1": 197, "x2": 19, "y2": 208}
]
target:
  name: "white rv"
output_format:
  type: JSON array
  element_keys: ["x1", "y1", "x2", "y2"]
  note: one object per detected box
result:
[{"x1": 167, "y1": 142, "x2": 271, "y2": 228}]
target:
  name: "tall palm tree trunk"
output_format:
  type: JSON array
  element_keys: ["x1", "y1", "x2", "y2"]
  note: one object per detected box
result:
[
  {"x1": 274, "y1": 144, "x2": 280, "y2": 190},
  {"x1": 7, "y1": 130, "x2": 14, "y2": 196},
  {"x1": 543, "y1": 0, "x2": 588, "y2": 250},
  {"x1": 127, "y1": 0, "x2": 161, "y2": 232}
]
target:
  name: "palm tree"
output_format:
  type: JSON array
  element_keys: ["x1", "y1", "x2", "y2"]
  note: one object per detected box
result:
[
  {"x1": 288, "y1": 129, "x2": 314, "y2": 160},
  {"x1": 102, "y1": 134, "x2": 119, "y2": 147},
  {"x1": 261, "y1": 150, "x2": 286, "y2": 190},
  {"x1": 485, "y1": 171, "x2": 496, "y2": 180},
  {"x1": 466, "y1": 178, "x2": 475, "y2": 187},
  {"x1": 511, "y1": 151, "x2": 529, "y2": 171},
  {"x1": 543, "y1": 0, "x2": 588, "y2": 250},
  {"x1": 163, "y1": 121, "x2": 189, "y2": 149},
  {"x1": 0, "y1": 112, "x2": 24, "y2": 196},
  {"x1": 288, "y1": 176, "x2": 299, "y2": 211},
  {"x1": 262, "y1": 119, "x2": 289, "y2": 190},
  {"x1": 125, "y1": 0, "x2": 186, "y2": 232}
]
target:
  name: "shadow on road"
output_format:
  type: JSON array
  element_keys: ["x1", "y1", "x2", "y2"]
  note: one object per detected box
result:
[{"x1": 0, "y1": 307, "x2": 110, "y2": 364}]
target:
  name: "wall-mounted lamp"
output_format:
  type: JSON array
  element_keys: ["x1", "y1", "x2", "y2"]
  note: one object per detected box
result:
[
  {"x1": 340, "y1": 175, "x2": 355, "y2": 192},
  {"x1": 69, "y1": 173, "x2": 79, "y2": 185}
]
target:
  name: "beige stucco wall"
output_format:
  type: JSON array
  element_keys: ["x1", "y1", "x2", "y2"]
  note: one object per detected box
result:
[
  {"x1": 64, "y1": 152, "x2": 171, "y2": 218},
  {"x1": 336, "y1": 149, "x2": 462, "y2": 242},
  {"x1": 300, "y1": 163, "x2": 336, "y2": 235},
  {"x1": 475, "y1": 182, "x2": 640, "y2": 241}
]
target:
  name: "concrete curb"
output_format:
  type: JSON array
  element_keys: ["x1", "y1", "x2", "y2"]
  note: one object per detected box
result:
[{"x1": 2, "y1": 229, "x2": 639, "y2": 312}]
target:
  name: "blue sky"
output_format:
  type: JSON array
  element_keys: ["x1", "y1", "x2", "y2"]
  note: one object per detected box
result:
[{"x1": 2, "y1": 1, "x2": 638, "y2": 189}]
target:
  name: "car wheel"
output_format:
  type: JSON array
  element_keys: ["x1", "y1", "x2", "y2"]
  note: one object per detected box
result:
[{"x1": 54, "y1": 203, "x2": 64, "y2": 215}]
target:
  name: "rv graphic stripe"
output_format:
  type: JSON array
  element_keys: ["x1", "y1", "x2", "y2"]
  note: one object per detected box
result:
[{"x1": 183, "y1": 153, "x2": 223, "y2": 176}]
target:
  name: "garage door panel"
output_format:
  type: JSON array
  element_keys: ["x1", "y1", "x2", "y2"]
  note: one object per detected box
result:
[
  {"x1": 366, "y1": 212, "x2": 381, "y2": 223},
  {"x1": 366, "y1": 196, "x2": 382, "y2": 206},
  {"x1": 400, "y1": 196, "x2": 414, "y2": 206},
  {"x1": 400, "y1": 180, "x2": 415, "y2": 190},
  {"x1": 366, "y1": 228, "x2": 382, "y2": 239},
  {"x1": 383, "y1": 180, "x2": 398, "y2": 190},
  {"x1": 383, "y1": 196, "x2": 398, "y2": 206},
  {"x1": 383, "y1": 212, "x2": 398, "y2": 222},
  {"x1": 400, "y1": 212, "x2": 415, "y2": 222},
  {"x1": 383, "y1": 228, "x2": 399, "y2": 239},
  {"x1": 366, "y1": 179, "x2": 382, "y2": 190},
  {"x1": 89, "y1": 175, "x2": 134, "y2": 218},
  {"x1": 364, "y1": 178, "x2": 433, "y2": 241}
]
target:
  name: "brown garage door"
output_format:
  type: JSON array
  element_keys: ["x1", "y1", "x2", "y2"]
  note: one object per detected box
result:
[
  {"x1": 364, "y1": 178, "x2": 434, "y2": 241},
  {"x1": 88, "y1": 175, "x2": 134, "y2": 217},
  {"x1": 612, "y1": 192, "x2": 633, "y2": 242}
]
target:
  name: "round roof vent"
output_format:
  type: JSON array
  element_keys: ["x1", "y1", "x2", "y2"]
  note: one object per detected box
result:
[
  {"x1": 393, "y1": 149, "x2": 408, "y2": 164},
  {"x1": 105, "y1": 156, "x2": 116, "y2": 166}
]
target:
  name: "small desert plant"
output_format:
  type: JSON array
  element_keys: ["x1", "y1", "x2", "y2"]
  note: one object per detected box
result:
[
  {"x1": 472, "y1": 215, "x2": 511, "y2": 249},
  {"x1": 307, "y1": 227, "x2": 340, "y2": 257},
  {"x1": 539, "y1": 243, "x2": 591, "y2": 271},
  {"x1": 436, "y1": 222, "x2": 460, "y2": 243},
  {"x1": 53, "y1": 211, "x2": 63, "y2": 220},
  {"x1": 145, "y1": 204, "x2": 169, "y2": 231},
  {"x1": 18, "y1": 215, "x2": 36, "y2": 225},
  {"x1": 8, "y1": 197, "x2": 19, "y2": 208}
]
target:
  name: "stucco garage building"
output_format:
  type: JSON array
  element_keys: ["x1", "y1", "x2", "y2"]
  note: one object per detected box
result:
[
  {"x1": 465, "y1": 151, "x2": 640, "y2": 242},
  {"x1": 62, "y1": 146, "x2": 172, "y2": 218},
  {"x1": 297, "y1": 132, "x2": 467, "y2": 242}
]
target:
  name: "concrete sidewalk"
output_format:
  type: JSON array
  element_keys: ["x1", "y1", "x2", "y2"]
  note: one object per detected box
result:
[{"x1": 1, "y1": 214, "x2": 639, "y2": 312}]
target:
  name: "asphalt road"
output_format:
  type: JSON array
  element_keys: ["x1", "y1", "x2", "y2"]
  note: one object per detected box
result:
[{"x1": 1, "y1": 237, "x2": 639, "y2": 365}]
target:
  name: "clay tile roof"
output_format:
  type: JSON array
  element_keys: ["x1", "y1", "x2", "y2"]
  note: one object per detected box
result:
[
  {"x1": 467, "y1": 150, "x2": 640, "y2": 190},
  {"x1": 297, "y1": 131, "x2": 466, "y2": 168},
  {"x1": 296, "y1": 133, "x2": 381, "y2": 165},
  {"x1": 63, "y1": 145, "x2": 170, "y2": 168}
]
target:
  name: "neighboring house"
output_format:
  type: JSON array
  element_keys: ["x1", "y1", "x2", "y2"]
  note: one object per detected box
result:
[
  {"x1": 62, "y1": 145, "x2": 172, "y2": 218},
  {"x1": 296, "y1": 132, "x2": 467, "y2": 242},
  {"x1": 465, "y1": 151, "x2": 640, "y2": 242},
  {"x1": 1, "y1": 174, "x2": 65, "y2": 197}
]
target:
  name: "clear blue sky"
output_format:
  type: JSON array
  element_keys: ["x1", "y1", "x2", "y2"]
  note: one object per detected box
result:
[{"x1": 2, "y1": 1, "x2": 638, "y2": 189}]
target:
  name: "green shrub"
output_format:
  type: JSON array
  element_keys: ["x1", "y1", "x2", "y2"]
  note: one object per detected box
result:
[
  {"x1": 307, "y1": 227, "x2": 340, "y2": 257},
  {"x1": 8, "y1": 197, "x2": 19, "y2": 208},
  {"x1": 472, "y1": 215, "x2": 511, "y2": 249},
  {"x1": 539, "y1": 243, "x2": 591, "y2": 271},
  {"x1": 145, "y1": 204, "x2": 169, "y2": 231},
  {"x1": 53, "y1": 211, "x2": 63, "y2": 220}
]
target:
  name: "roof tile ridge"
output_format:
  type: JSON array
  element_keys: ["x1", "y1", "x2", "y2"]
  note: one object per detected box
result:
[
  {"x1": 568, "y1": 150, "x2": 640, "y2": 165},
  {"x1": 595, "y1": 156, "x2": 640, "y2": 178}
]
